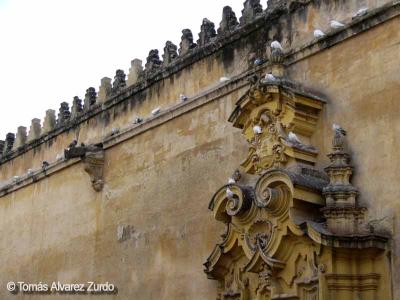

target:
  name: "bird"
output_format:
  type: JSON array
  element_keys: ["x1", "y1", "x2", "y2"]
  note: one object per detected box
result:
[
  {"x1": 288, "y1": 132, "x2": 302, "y2": 144},
  {"x1": 133, "y1": 117, "x2": 143, "y2": 124},
  {"x1": 314, "y1": 29, "x2": 325, "y2": 38},
  {"x1": 151, "y1": 107, "x2": 161, "y2": 116},
  {"x1": 254, "y1": 58, "x2": 263, "y2": 66},
  {"x1": 180, "y1": 94, "x2": 188, "y2": 102},
  {"x1": 253, "y1": 125, "x2": 262, "y2": 135},
  {"x1": 228, "y1": 178, "x2": 236, "y2": 184},
  {"x1": 12, "y1": 176, "x2": 21, "y2": 183},
  {"x1": 353, "y1": 7, "x2": 368, "y2": 18},
  {"x1": 56, "y1": 153, "x2": 64, "y2": 161},
  {"x1": 330, "y1": 20, "x2": 345, "y2": 29},
  {"x1": 111, "y1": 128, "x2": 120, "y2": 135},
  {"x1": 27, "y1": 169, "x2": 34, "y2": 176},
  {"x1": 271, "y1": 40, "x2": 283, "y2": 50},
  {"x1": 42, "y1": 161, "x2": 50, "y2": 168},
  {"x1": 68, "y1": 140, "x2": 77, "y2": 149},
  {"x1": 332, "y1": 123, "x2": 347, "y2": 135},
  {"x1": 226, "y1": 187, "x2": 234, "y2": 199},
  {"x1": 219, "y1": 77, "x2": 230, "y2": 83},
  {"x1": 265, "y1": 73, "x2": 276, "y2": 81}
]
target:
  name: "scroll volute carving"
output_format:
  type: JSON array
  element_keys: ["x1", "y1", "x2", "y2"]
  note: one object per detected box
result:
[{"x1": 229, "y1": 79, "x2": 324, "y2": 175}]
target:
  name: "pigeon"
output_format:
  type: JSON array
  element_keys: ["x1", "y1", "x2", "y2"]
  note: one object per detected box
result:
[
  {"x1": 133, "y1": 117, "x2": 143, "y2": 124},
  {"x1": 68, "y1": 140, "x2": 77, "y2": 149},
  {"x1": 254, "y1": 58, "x2": 264, "y2": 66},
  {"x1": 111, "y1": 128, "x2": 120, "y2": 135},
  {"x1": 353, "y1": 7, "x2": 368, "y2": 18},
  {"x1": 265, "y1": 73, "x2": 276, "y2": 81},
  {"x1": 226, "y1": 187, "x2": 234, "y2": 199},
  {"x1": 288, "y1": 132, "x2": 302, "y2": 144},
  {"x1": 12, "y1": 176, "x2": 21, "y2": 183},
  {"x1": 42, "y1": 161, "x2": 50, "y2": 168},
  {"x1": 332, "y1": 123, "x2": 347, "y2": 135},
  {"x1": 180, "y1": 94, "x2": 188, "y2": 102},
  {"x1": 151, "y1": 107, "x2": 161, "y2": 116},
  {"x1": 56, "y1": 153, "x2": 64, "y2": 161},
  {"x1": 228, "y1": 178, "x2": 236, "y2": 184},
  {"x1": 314, "y1": 29, "x2": 325, "y2": 38},
  {"x1": 271, "y1": 40, "x2": 283, "y2": 50},
  {"x1": 330, "y1": 20, "x2": 345, "y2": 29},
  {"x1": 253, "y1": 125, "x2": 262, "y2": 135},
  {"x1": 27, "y1": 169, "x2": 34, "y2": 176},
  {"x1": 220, "y1": 77, "x2": 230, "y2": 83}
]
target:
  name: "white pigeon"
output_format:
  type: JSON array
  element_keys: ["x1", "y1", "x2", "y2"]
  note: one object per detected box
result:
[
  {"x1": 220, "y1": 77, "x2": 230, "y2": 83},
  {"x1": 56, "y1": 153, "x2": 64, "y2": 161},
  {"x1": 271, "y1": 40, "x2": 283, "y2": 50},
  {"x1": 12, "y1": 176, "x2": 20, "y2": 183},
  {"x1": 330, "y1": 20, "x2": 345, "y2": 29},
  {"x1": 180, "y1": 94, "x2": 188, "y2": 101},
  {"x1": 314, "y1": 29, "x2": 325, "y2": 38},
  {"x1": 27, "y1": 169, "x2": 34, "y2": 176},
  {"x1": 353, "y1": 7, "x2": 368, "y2": 18},
  {"x1": 226, "y1": 187, "x2": 234, "y2": 199},
  {"x1": 288, "y1": 132, "x2": 302, "y2": 144},
  {"x1": 253, "y1": 125, "x2": 262, "y2": 135},
  {"x1": 228, "y1": 177, "x2": 236, "y2": 184},
  {"x1": 111, "y1": 127, "x2": 120, "y2": 135},
  {"x1": 133, "y1": 117, "x2": 143, "y2": 124},
  {"x1": 265, "y1": 73, "x2": 276, "y2": 81},
  {"x1": 332, "y1": 123, "x2": 347, "y2": 135},
  {"x1": 151, "y1": 107, "x2": 161, "y2": 116}
]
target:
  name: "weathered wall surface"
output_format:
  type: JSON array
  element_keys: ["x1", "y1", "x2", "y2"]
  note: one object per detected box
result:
[{"x1": 0, "y1": 1, "x2": 399, "y2": 299}]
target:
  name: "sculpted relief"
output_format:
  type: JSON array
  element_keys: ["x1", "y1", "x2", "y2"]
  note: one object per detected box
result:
[{"x1": 204, "y1": 46, "x2": 392, "y2": 300}]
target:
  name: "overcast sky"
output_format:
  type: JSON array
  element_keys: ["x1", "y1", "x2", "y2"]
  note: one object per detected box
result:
[{"x1": 0, "y1": 0, "x2": 249, "y2": 138}]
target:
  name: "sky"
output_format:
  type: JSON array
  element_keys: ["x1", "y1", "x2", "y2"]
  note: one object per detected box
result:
[{"x1": 0, "y1": 0, "x2": 250, "y2": 138}]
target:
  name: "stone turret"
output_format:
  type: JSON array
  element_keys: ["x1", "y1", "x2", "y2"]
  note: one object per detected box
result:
[
  {"x1": 179, "y1": 29, "x2": 197, "y2": 56},
  {"x1": 84, "y1": 87, "x2": 97, "y2": 111},
  {"x1": 127, "y1": 59, "x2": 143, "y2": 86},
  {"x1": 197, "y1": 18, "x2": 216, "y2": 46},
  {"x1": 240, "y1": 0, "x2": 263, "y2": 25},
  {"x1": 27, "y1": 118, "x2": 41, "y2": 142},
  {"x1": 321, "y1": 126, "x2": 366, "y2": 235},
  {"x1": 98, "y1": 77, "x2": 112, "y2": 103},
  {"x1": 162, "y1": 41, "x2": 178, "y2": 66},
  {"x1": 42, "y1": 109, "x2": 56, "y2": 134},
  {"x1": 112, "y1": 70, "x2": 127, "y2": 94},
  {"x1": 4, "y1": 133, "x2": 15, "y2": 155},
  {"x1": 13, "y1": 126, "x2": 27, "y2": 150},
  {"x1": 145, "y1": 50, "x2": 162, "y2": 73},
  {"x1": 57, "y1": 102, "x2": 71, "y2": 126},
  {"x1": 218, "y1": 6, "x2": 239, "y2": 35},
  {"x1": 71, "y1": 96, "x2": 83, "y2": 119}
]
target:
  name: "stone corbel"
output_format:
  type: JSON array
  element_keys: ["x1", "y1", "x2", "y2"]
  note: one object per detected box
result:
[{"x1": 64, "y1": 143, "x2": 105, "y2": 192}]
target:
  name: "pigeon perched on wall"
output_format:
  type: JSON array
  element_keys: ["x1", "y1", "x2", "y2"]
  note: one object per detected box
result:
[
  {"x1": 265, "y1": 73, "x2": 276, "y2": 81},
  {"x1": 68, "y1": 140, "x2": 78, "y2": 149},
  {"x1": 353, "y1": 7, "x2": 368, "y2": 18},
  {"x1": 151, "y1": 107, "x2": 161, "y2": 116},
  {"x1": 111, "y1": 128, "x2": 120, "y2": 135},
  {"x1": 288, "y1": 132, "x2": 302, "y2": 144},
  {"x1": 180, "y1": 94, "x2": 188, "y2": 102},
  {"x1": 314, "y1": 29, "x2": 326, "y2": 38},
  {"x1": 228, "y1": 177, "x2": 236, "y2": 184},
  {"x1": 332, "y1": 123, "x2": 347, "y2": 135},
  {"x1": 271, "y1": 40, "x2": 283, "y2": 50},
  {"x1": 12, "y1": 176, "x2": 21, "y2": 183},
  {"x1": 55, "y1": 153, "x2": 64, "y2": 161},
  {"x1": 27, "y1": 169, "x2": 34, "y2": 176},
  {"x1": 42, "y1": 161, "x2": 50, "y2": 168},
  {"x1": 226, "y1": 187, "x2": 234, "y2": 199},
  {"x1": 253, "y1": 125, "x2": 262, "y2": 135},
  {"x1": 133, "y1": 117, "x2": 143, "y2": 124},
  {"x1": 254, "y1": 58, "x2": 263, "y2": 66},
  {"x1": 220, "y1": 77, "x2": 231, "y2": 83},
  {"x1": 330, "y1": 20, "x2": 345, "y2": 29}
]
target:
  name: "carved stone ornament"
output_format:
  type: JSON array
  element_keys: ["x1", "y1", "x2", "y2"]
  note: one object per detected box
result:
[
  {"x1": 64, "y1": 143, "x2": 105, "y2": 192},
  {"x1": 204, "y1": 56, "x2": 392, "y2": 299}
]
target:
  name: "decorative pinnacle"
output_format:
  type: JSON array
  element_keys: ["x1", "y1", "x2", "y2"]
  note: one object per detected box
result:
[
  {"x1": 240, "y1": 0, "x2": 263, "y2": 25},
  {"x1": 218, "y1": 6, "x2": 238, "y2": 35},
  {"x1": 127, "y1": 59, "x2": 143, "y2": 86},
  {"x1": 71, "y1": 96, "x2": 83, "y2": 119},
  {"x1": 27, "y1": 118, "x2": 41, "y2": 142},
  {"x1": 163, "y1": 41, "x2": 178, "y2": 66},
  {"x1": 98, "y1": 77, "x2": 112, "y2": 103},
  {"x1": 112, "y1": 69, "x2": 127, "y2": 94},
  {"x1": 57, "y1": 102, "x2": 71, "y2": 126},
  {"x1": 84, "y1": 87, "x2": 97, "y2": 111},
  {"x1": 145, "y1": 49, "x2": 162, "y2": 73},
  {"x1": 197, "y1": 18, "x2": 216, "y2": 46},
  {"x1": 179, "y1": 29, "x2": 197, "y2": 56}
]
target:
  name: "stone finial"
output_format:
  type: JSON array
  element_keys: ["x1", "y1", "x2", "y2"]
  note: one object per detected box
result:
[
  {"x1": 13, "y1": 126, "x2": 27, "y2": 150},
  {"x1": 145, "y1": 50, "x2": 162, "y2": 73},
  {"x1": 27, "y1": 118, "x2": 41, "y2": 142},
  {"x1": 42, "y1": 109, "x2": 56, "y2": 134},
  {"x1": 0, "y1": 140, "x2": 4, "y2": 156},
  {"x1": 71, "y1": 96, "x2": 83, "y2": 119},
  {"x1": 240, "y1": 0, "x2": 263, "y2": 25},
  {"x1": 127, "y1": 59, "x2": 143, "y2": 86},
  {"x1": 4, "y1": 133, "x2": 15, "y2": 154},
  {"x1": 321, "y1": 127, "x2": 366, "y2": 234},
  {"x1": 179, "y1": 29, "x2": 197, "y2": 56},
  {"x1": 112, "y1": 70, "x2": 126, "y2": 94},
  {"x1": 270, "y1": 47, "x2": 285, "y2": 77},
  {"x1": 84, "y1": 87, "x2": 97, "y2": 111},
  {"x1": 98, "y1": 77, "x2": 112, "y2": 103},
  {"x1": 57, "y1": 102, "x2": 71, "y2": 126},
  {"x1": 218, "y1": 6, "x2": 239, "y2": 35},
  {"x1": 197, "y1": 18, "x2": 216, "y2": 46},
  {"x1": 162, "y1": 41, "x2": 178, "y2": 66}
]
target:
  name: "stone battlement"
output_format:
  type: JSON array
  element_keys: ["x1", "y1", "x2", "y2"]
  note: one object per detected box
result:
[{"x1": 0, "y1": 0, "x2": 397, "y2": 183}]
